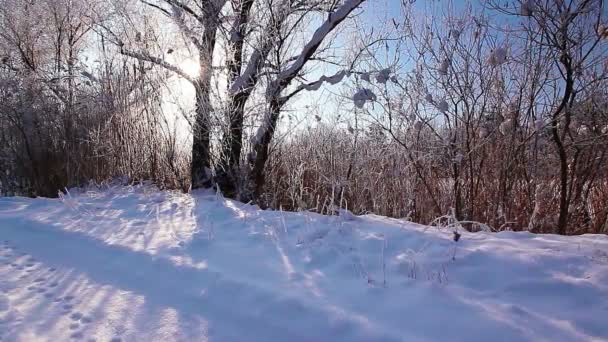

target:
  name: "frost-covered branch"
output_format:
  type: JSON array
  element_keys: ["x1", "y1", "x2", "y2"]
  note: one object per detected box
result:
[
  {"x1": 270, "y1": 0, "x2": 366, "y2": 94},
  {"x1": 120, "y1": 47, "x2": 196, "y2": 84},
  {"x1": 160, "y1": 0, "x2": 206, "y2": 26}
]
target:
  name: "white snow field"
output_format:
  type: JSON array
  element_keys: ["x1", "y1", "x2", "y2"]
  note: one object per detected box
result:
[{"x1": 1, "y1": 185, "x2": 608, "y2": 342}]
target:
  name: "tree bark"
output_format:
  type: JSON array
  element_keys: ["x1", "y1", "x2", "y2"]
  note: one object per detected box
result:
[
  {"x1": 191, "y1": 80, "x2": 213, "y2": 188},
  {"x1": 245, "y1": 98, "x2": 283, "y2": 202},
  {"x1": 551, "y1": 54, "x2": 575, "y2": 235},
  {"x1": 191, "y1": 17, "x2": 220, "y2": 189},
  {"x1": 215, "y1": 0, "x2": 255, "y2": 196}
]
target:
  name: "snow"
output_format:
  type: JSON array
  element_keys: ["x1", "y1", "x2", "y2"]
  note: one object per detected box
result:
[
  {"x1": 479, "y1": 126, "x2": 490, "y2": 139},
  {"x1": 520, "y1": 1, "x2": 536, "y2": 17},
  {"x1": 274, "y1": 0, "x2": 366, "y2": 85},
  {"x1": 360, "y1": 72, "x2": 371, "y2": 82},
  {"x1": 450, "y1": 29, "x2": 461, "y2": 40},
  {"x1": 1, "y1": 185, "x2": 608, "y2": 341},
  {"x1": 436, "y1": 99, "x2": 449, "y2": 113},
  {"x1": 352, "y1": 88, "x2": 377, "y2": 108},
  {"x1": 375, "y1": 69, "x2": 391, "y2": 84},
  {"x1": 488, "y1": 48, "x2": 508, "y2": 66},
  {"x1": 500, "y1": 118, "x2": 516, "y2": 135},
  {"x1": 438, "y1": 58, "x2": 450, "y2": 76}
]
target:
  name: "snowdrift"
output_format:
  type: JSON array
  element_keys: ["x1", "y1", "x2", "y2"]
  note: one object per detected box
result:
[{"x1": 1, "y1": 185, "x2": 607, "y2": 341}]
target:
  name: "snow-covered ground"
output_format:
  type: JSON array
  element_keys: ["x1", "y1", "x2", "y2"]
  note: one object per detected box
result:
[{"x1": 1, "y1": 185, "x2": 607, "y2": 342}]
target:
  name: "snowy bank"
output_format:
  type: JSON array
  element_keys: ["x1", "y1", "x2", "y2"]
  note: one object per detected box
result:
[{"x1": 1, "y1": 185, "x2": 607, "y2": 341}]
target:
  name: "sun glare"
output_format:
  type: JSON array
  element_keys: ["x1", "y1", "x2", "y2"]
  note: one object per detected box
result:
[{"x1": 180, "y1": 59, "x2": 200, "y2": 78}]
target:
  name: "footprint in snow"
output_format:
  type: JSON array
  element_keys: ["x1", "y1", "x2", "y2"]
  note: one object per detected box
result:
[
  {"x1": 0, "y1": 294, "x2": 9, "y2": 312},
  {"x1": 70, "y1": 331, "x2": 84, "y2": 339},
  {"x1": 70, "y1": 312, "x2": 83, "y2": 321},
  {"x1": 68, "y1": 312, "x2": 93, "y2": 325}
]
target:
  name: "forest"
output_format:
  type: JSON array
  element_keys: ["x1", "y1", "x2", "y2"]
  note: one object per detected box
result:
[
  {"x1": 2, "y1": 1, "x2": 608, "y2": 341},
  {"x1": 1, "y1": 0, "x2": 607, "y2": 235}
]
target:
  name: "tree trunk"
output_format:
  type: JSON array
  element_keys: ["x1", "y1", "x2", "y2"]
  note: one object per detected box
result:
[
  {"x1": 243, "y1": 99, "x2": 282, "y2": 202},
  {"x1": 191, "y1": 20, "x2": 219, "y2": 189},
  {"x1": 215, "y1": 0, "x2": 255, "y2": 196},
  {"x1": 551, "y1": 53, "x2": 575, "y2": 235},
  {"x1": 241, "y1": 0, "x2": 367, "y2": 202},
  {"x1": 216, "y1": 94, "x2": 246, "y2": 196},
  {"x1": 191, "y1": 81, "x2": 213, "y2": 189}
]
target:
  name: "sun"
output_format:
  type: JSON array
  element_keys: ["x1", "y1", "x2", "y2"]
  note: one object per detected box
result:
[{"x1": 179, "y1": 59, "x2": 200, "y2": 78}]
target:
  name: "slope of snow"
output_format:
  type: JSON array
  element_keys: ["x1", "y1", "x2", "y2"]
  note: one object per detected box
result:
[{"x1": 1, "y1": 185, "x2": 607, "y2": 341}]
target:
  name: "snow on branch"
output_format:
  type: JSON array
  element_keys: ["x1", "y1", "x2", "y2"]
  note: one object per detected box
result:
[
  {"x1": 120, "y1": 47, "x2": 196, "y2": 84},
  {"x1": 272, "y1": 0, "x2": 366, "y2": 92},
  {"x1": 282, "y1": 70, "x2": 348, "y2": 101},
  {"x1": 161, "y1": 0, "x2": 207, "y2": 26},
  {"x1": 228, "y1": 43, "x2": 272, "y2": 95},
  {"x1": 170, "y1": 4, "x2": 203, "y2": 49}
]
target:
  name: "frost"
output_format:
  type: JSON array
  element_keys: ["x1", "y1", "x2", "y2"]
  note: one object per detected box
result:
[
  {"x1": 425, "y1": 94, "x2": 434, "y2": 103},
  {"x1": 598, "y1": 24, "x2": 608, "y2": 40},
  {"x1": 479, "y1": 127, "x2": 489, "y2": 139},
  {"x1": 507, "y1": 101, "x2": 519, "y2": 119},
  {"x1": 500, "y1": 119, "x2": 515, "y2": 135},
  {"x1": 520, "y1": 1, "x2": 535, "y2": 16},
  {"x1": 577, "y1": 126, "x2": 589, "y2": 136},
  {"x1": 436, "y1": 99, "x2": 449, "y2": 113},
  {"x1": 488, "y1": 48, "x2": 508, "y2": 66},
  {"x1": 353, "y1": 88, "x2": 377, "y2": 108},
  {"x1": 323, "y1": 70, "x2": 346, "y2": 85},
  {"x1": 450, "y1": 29, "x2": 461, "y2": 40},
  {"x1": 389, "y1": 99, "x2": 403, "y2": 111},
  {"x1": 438, "y1": 58, "x2": 450, "y2": 76},
  {"x1": 453, "y1": 153, "x2": 464, "y2": 163},
  {"x1": 305, "y1": 81, "x2": 323, "y2": 91},
  {"x1": 360, "y1": 72, "x2": 371, "y2": 82},
  {"x1": 302, "y1": 70, "x2": 348, "y2": 92},
  {"x1": 375, "y1": 68, "x2": 391, "y2": 84}
]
